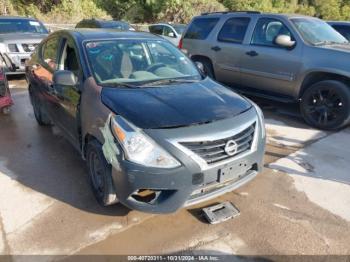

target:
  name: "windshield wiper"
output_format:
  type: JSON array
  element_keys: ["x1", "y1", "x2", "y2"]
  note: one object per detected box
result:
[
  {"x1": 314, "y1": 40, "x2": 348, "y2": 46},
  {"x1": 101, "y1": 82, "x2": 138, "y2": 89},
  {"x1": 140, "y1": 78, "x2": 200, "y2": 87}
]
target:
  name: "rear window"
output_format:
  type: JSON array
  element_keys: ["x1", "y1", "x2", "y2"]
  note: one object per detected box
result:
[
  {"x1": 184, "y1": 18, "x2": 220, "y2": 40},
  {"x1": 218, "y1": 17, "x2": 250, "y2": 44}
]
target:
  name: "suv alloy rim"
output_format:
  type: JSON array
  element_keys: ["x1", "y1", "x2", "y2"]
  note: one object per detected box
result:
[{"x1": 305, "y1": 87, "x2": 344, "y2": 125}]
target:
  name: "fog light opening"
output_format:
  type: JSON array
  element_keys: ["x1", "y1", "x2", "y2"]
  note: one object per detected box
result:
[{"x1": 131, "y1": 189, "x2": 160, "y2": 204}]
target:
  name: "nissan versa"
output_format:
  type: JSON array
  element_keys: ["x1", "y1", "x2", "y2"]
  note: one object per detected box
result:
[{"x1": 26, "y1": 30, "x2": 265, "y2": 213}]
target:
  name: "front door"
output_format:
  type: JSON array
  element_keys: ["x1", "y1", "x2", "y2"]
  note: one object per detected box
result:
[
  {"x1": 239, "y1": 17, "x2": 302, "y2": 97},
  {"x1": 52, "y1": 36, "x2": 82, "y2": 148}
]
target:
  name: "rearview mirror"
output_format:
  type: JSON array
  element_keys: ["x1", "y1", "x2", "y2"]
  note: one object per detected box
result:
[
  {"x1": 53, "y1": 70, "x2": 77, "y2": 86},
  {"x1": 275, "y1": 34, "x2": 296, "y2": 48}
]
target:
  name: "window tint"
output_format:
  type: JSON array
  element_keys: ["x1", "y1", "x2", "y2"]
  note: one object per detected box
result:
[
  {"x1": 218, "y1": 17, "x2": 250, "y2": 44},
  {"x1": 184, "y1": 18, "x2": 220, "y2": 40},
  {"x1": 332, "y1": 25, "x2": 350, "y2": 41},
  {"x1": 149, "y1": 25, "x2": 163, "y2": 35},
  {"x1": 252, "y1": 18, "x2": 292, "y2": 47},
  {"x1": 42, "y1": 37, "x2": 60, "y2": 70}
]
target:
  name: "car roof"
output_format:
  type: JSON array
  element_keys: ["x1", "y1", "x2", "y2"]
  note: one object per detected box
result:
[
  {"x1": 0, "y1": 16, "x2": 39, "y2": 20},
  {"x1": 150, "y1": 23, "x2": 185, "y2": 27},
  {"x1": 58, "y1": 29, "x2": 162, "y2": 41},
  {"x1": 197, "y1": 11, "x2": 315, "y2": 20}
]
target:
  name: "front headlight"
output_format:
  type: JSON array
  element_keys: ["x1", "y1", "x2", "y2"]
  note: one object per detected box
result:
[{"x1": 110, "y1": 115, "x2": 181, "y2": 169}]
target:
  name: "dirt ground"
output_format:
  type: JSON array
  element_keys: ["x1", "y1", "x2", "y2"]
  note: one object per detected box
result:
[{"x1": 1, "y1": 76, "x2": 350, "y2": 261}]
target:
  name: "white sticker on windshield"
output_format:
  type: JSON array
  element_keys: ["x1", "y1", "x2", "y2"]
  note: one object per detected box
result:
[{"x1": 29, "y1": 21, "x2": 40, "y2": 26}]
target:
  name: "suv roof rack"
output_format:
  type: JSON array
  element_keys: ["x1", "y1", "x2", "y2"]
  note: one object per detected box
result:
[{"x1": 201, "y1": 11, "x2": 261, "y2": 15}]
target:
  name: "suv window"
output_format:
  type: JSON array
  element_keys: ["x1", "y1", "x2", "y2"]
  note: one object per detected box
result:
[
  {"x1": 149, "y1": 25, "x2": 163, "y2": 35},
  {"x1": 184, "y1": 18, "x2": 220, "y2": 40},
  {"x1": 251, "y1": 18, "x2": 292, "y2": 47},
  {"x1": 42, "y1": 37, "x2": 60, "y2": 70},
  {"x1": 218, "y1": 17, "x2": 250, "y2": 44}
]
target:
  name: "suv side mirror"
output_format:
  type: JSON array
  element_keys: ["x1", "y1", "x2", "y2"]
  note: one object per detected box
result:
[
  {"x1": 53, "y1": 70, "x2": 77, "y2": 86},
  {"x1": 275, "y1": 35, "x2": 296, "y2": 48},
  {"x1": 168, "y1": 31, "x2": 175, "y2": 38}
]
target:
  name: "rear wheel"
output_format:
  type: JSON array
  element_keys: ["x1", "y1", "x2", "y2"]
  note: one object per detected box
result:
[
  {"x1": 30, "y1": 91, "x2": 51, "y2": 126},
  {"x1": 300, "y1": 80, "x2": 350, "y2": 130},
  {"x1": 86, "y1": 139, "x2": 118, "y2": 206}
]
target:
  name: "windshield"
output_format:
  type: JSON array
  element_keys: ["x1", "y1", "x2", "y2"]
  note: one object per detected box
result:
[
  {"x1": 85, "y1": 39, "x2": 201, "y2": 86},
  {"x1": 291, "y1": 18, "x2": 348, "y2": 45},
  {"x1": 0, "y1": 19, "x2": 48, "y2": 34},
  {"x1": 173, "y1": 25, "x2": 186, "y2": 35}
]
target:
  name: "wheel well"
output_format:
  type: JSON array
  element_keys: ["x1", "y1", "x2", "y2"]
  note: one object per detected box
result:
[
  {"x1": 190, "y1": 55, "x2": 215, "y2": 78},
  {"x1": 300, "y1": 72, "x2": 350, "y2": 98}
]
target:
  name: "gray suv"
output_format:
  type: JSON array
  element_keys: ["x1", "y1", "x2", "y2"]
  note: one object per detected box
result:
[
  {"x1": 182, "y1": 11, "x2": 350, "y2": 130},
  {"x1": 0, "y1": 16, "x2": 48, "y2": 73}
]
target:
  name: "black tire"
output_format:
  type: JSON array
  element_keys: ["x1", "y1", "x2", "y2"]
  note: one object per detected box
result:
[
  {"x1": 192, "y1": 57, "x2": 215, "y2": 79},
  {"x1": 86, "y1": 139, "x2": 118, "y2": 206},
  {"x1": 30, "y1": 91, "x2": 51, "y2": 126},
  {"x1": 300, "y1": 80, "x2": 350, "y2": 130}
]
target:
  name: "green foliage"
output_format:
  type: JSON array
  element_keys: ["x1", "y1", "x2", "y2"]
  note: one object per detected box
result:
[{"x1": 3, "y1": 0, "x2": 350, "y2": 23}]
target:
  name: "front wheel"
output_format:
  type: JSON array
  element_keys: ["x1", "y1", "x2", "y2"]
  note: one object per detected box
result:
[
  {"x1": 86, "y1": 140, "x2": 118, "y2": 206},
  {"x1": 300, "y1": 80, "x2": 350, "y2": 130}
]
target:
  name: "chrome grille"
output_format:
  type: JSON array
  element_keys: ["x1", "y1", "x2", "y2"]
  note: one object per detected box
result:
[
  {"x1": 22, "y1": 43, "x2": 38, "y2": 52},
  {"x1": 180, "y1": 123, "x2": 255, "y2": 164}
]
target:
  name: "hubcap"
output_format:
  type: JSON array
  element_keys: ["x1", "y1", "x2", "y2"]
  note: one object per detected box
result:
[{"x1": 305, "y1": 88, "x2": 344, "y2": 126}]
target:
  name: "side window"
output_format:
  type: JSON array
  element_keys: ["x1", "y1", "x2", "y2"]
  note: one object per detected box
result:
[
  {"x1": 332, "y1": 25, "x2": 350, "y2": 40},
  {"x1": 163, "y1": 26, "x2": 175, "y2": 38},
  {"x1": 149, "y1": 25, "x2": 163, "y2": 35},
  {"x1": 184, "y1": 18, "x2": 220, "y2": 40},
  {"x1": 251, "y1": 18, "x2": 292, "y2": 47},
  {"x1": 59, "y1": 39, "x2": 81, "y2": 78},
  {"x1": 218, "y1": 17, "x2": 250, "y2": 44},
  {"x1": 42, "y1": 37, "x2": 60, "y2": 70}
]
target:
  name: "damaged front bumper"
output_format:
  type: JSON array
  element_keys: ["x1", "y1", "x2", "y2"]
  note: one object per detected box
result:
[{"x1": 101, "y1": 109, "x2": 265, "y2": 214}]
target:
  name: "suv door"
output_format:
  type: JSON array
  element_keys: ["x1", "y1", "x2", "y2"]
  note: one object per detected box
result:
[
  {"x1": 239, "y1": 17, "x2": 302, "y2": 97},
  {"x1": 211, "y1": 17, "x2": 251, "y2": 86},
  {"x1": 53, "y1": 36, "x2": 82, "y2": 148}
]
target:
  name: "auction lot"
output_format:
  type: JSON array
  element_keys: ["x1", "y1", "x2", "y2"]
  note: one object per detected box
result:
[{"x1": 1, "y1": 76, "x2": 350, "y2": 259}]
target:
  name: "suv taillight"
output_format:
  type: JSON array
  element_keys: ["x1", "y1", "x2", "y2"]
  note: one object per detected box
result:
[{"x1": 178, "y1": 37, "x2": 183, "y2": 49}]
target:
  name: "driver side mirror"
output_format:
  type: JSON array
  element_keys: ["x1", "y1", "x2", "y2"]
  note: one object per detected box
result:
[
  {"x1": 275, "y1": 34, "x2": 296, "y2": 48},
  {"x1": 53, "y1": 70, "x2": 77, "y2": 86},
  {"x1": 195, "y1": 61, "x2": 206, "y2": 76}
]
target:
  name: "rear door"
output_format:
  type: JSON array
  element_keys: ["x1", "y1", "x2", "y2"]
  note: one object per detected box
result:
[
  {"x1": 210, "y1": 16, "x2": 251, "y2": 86},
  {"x1": 239, "y1": 17, "x2": 303, "y2": 96}
]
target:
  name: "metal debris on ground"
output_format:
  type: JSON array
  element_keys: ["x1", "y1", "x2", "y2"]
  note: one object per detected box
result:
[{"x1": 202, "y1": 201, "x2": 240, "y2": 224}]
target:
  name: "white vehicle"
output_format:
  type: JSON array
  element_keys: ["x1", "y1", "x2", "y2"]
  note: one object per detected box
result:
[{"x1": 149, "y1": 23, "x2": 186, "y2": 46}]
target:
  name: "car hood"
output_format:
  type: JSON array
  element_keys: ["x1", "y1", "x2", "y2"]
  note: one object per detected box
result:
[
  {"x1": 0, "y1": 33, "x2": 47, "y2": 43},
  {"x1": 101, "y1": 78, "x2": 252, "y2": 129}
]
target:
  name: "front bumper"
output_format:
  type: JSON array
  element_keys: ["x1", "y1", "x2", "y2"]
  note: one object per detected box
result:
[
  {"x1": 6, "y1": 52, "x2": 31, "y2": 73},
  {"x1": 107, "y1": 107, "x2": 265, "y2": 213}
]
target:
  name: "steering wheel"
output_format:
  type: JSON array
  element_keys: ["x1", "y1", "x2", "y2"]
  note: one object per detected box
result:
[{"x1": 146, "y1": 63, "x2": 166, "y2": 73}]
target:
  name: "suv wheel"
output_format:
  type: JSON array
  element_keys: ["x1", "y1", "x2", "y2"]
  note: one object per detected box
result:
[
  {"x1": 30, "y1": 92, "x2": 51, "y2": 126},
  {"x1": 192, "y1": 58, "x2": 215, "y2": 79},
  {"x1": 300, "y1": 80, "x2": 350, "y2": 130},
  {"x1": 86, "y1": 140, "x2": 118, "y2": 206}
]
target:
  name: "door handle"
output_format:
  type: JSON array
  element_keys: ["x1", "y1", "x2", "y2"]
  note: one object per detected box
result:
[
  {"x1": 211, "y1": 46, "x2": 221, "y2": 52},
  {"x1": 246, "y1": 51, "x2": 258, "y2": 57}
]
